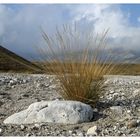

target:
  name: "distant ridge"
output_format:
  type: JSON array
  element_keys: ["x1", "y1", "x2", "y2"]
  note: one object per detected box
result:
[{"x1": 0, "y1": 45, "x2": 41, "y2": 72}]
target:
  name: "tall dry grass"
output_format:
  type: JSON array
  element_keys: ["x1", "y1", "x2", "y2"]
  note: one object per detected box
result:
[{"x1": 38, "y1": 24, "x2": 123, "y2": 106}]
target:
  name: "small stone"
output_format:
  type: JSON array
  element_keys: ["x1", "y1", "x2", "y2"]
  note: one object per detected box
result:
[
  {"x1": 31, "y1": 124, "x2": 40, "y2": 130},
  {"x1": 34, "y1": 123, "x2": 40, "y2": 128},
  {"x1": 122, "y1": 133, "x2": 126, "y2": 136},
  {"x1": 93, "y1": 108, "x2": 98, "y2": 112},
  {"x1": 20, "y1": 125, "x2": 25, "y2": 130},
  {"x1": 110, "y1": 106, "x2": 123, "y2": 115},
  {"x1": 23, "y1": 80, "x2": 27, "y2": 84},
  {"x1": 113, "y1": 126, "x2": 117, "y2": 130},
  {"x1": 68, "y1": 130, "x2": 73, "y2": 134},
  {"x1": 127, "y1": 120, "x2": 138, "y2": 129},
  {"x1": 26, "y1": 133, "x2": 31, "y2": 137},
  {"x1": 9, "y1": 80, "x2": 17, "y2": 86},
  {"x1": 87, "y1": 126, "x2": 98, "y2": 136},
  {"x1": 49, "y1": 84, "x2": 56, "y2": 89},
  {"x1": 72, "y1": 133, "x2": 76, "y2": 136},
  {"x1": 107, "y1": 96, "x2": 113, "y2": 100},
  {"x1": 0, "y1": 128, "x2": 3, "y2": 134},
  {"x1": 120, "y1": 126, "x2": 126, "y2": 131},
  {"x1": 78, "y1": 132, "x2": 84, "y2": 136},
  {"x1": 110, "y1": 90, "x2": 115, "y2": 94},
  {"x1": 121, "y1": 92, "x2": 125, "y2": 96},
  {"x1": 136, "y1": 120, "x2": 140, "y2": 124},
  {"x1": 133, "y1": 89, "x2": 140, "y2": 96},
  {"x1": 127, "y1": 110, "x2": 131, "y2": 113},
  {"x1": 113, "y1": 92, "x2": 119, "y2": 96},
  {"x1": 36, "y1": 83, "x2": 41, "y2": 88},
  {"x1": 45, "y1": 84, "x2": 50, "y2": 87},
  {"x1": 36, "y1": 83, "x2": 45, "y2": 88},
  {"x1": 132, "y1": 104, "x2": 136, "y2": 108},
  {"x1": 82, "y1": 125, "x2": 91, "y2": 131}
]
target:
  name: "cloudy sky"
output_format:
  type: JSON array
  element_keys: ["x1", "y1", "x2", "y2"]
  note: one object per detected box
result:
[{"x1": 0, "y1": 4, "x2": 140, "y2": 59}]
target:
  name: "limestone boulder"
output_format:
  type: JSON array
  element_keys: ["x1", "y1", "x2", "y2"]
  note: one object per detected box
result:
[{"x1": 4, "y1": 100, "x2": 93, "y2": 124}]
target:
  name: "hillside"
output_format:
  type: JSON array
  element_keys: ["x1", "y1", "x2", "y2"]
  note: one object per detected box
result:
[{"x1": 0, "y1": 45, "x2": 42, "y2": 72}]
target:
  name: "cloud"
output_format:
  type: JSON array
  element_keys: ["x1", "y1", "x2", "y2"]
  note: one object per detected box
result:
[
  {"x1": 0, "y1": 4, "x2": 140, "y2": 59},
  {"x1": 0, "y1": 4, "x2": 73, "y2": 57},
  {"x1": 72, "y1": 4, "x2": 140, "y2": 50}
]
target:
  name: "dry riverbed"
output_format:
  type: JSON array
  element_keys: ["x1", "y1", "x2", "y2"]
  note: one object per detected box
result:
[{"x1": 0, "y1": 73, "x2": 140, "y2": 136}]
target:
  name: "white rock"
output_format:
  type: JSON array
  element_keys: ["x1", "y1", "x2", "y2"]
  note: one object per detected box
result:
[
  {"x1": 9, "y1": 80, "x2": 16, "y2": 86},
  {"x1": 36, "y1": 83, "x2": 44, "y2": 88},
  {"x1": 20, "y1": 125, "x2": 25, "y2": 130},
  {"x1": 107, "y1": 96, "x2": 113, "y2": 100},
  {"x1": 34, "y1": 123, "x2": 40, "y2": 128},
  {"x1": 23, "y1": 80, "x2": 27, "y2": 84},
  {"x1": 78, "y1": 132, "x2": 84, "y2": 136},
  {"x1": 49, "y1": 84, "x2": 56, "y2": 89},
  {"x1": 109, "y1": 90, "x2": 115, "y2": 94},
  {"x1": 87, "y1": 126, "x2": 98, "y2": 136},
  {"x1": 26, "y1": 133, "x2": 31, "y2": 137},
  {"x1": 120, "y1": 92, "x2": 125, "y2": 96},
  {"x1": 127, "y1": 110, "x2": 131, "y2": 113},
  {"x1": 113, "y1": 92, "x2": 119, "y2": 96},
  {"x1": 110, "y1": 106, "x2": 123, "y2": 115},
  {"x1": 133, "y1": 89, "x2": 140, "y2": 96},
  {"x1": 4, "y1": 100, "x2": 93, "y2": 124},
  {"x1": 0, "y1": 128, "x2": 2, "y2": 134},
  {"x1": 68, "y1": 130, "x2": 73, "y2": 134},
  {"x1": 11, "y1": 85, "x2": 15, "y2": 88}
]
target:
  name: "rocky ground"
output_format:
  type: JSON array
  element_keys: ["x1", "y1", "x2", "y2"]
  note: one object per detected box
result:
[{"x1": 0, "y1": 73, "x2": 140, "y2": 136}]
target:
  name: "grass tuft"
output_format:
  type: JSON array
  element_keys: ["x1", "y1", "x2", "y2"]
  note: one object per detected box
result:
[{"x1": 38, "y1": 24, "x2": 124, "y2": 106}]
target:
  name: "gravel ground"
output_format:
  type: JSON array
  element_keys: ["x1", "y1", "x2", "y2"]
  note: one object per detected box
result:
[{"x1": 0, "y1": 73, "x2": 140, "y2": 136}]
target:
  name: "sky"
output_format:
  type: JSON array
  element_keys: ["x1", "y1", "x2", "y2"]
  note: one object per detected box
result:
[{"x1": 0, "y1": 4, "x2": 140, "y2": 59}]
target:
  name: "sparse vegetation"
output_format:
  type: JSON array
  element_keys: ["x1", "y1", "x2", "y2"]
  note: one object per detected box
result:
[{"x1": 38, "y1": 24, "x2": 123, "y2": 106}]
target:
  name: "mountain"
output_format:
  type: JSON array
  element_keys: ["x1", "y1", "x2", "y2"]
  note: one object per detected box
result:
[{"x1": 0, "y1": 45, "x2": 42, "y2": 72}]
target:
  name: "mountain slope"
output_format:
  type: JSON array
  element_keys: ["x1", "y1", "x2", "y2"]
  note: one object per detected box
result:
[{"x1": 0, "y1": 45, "x2": 41, "y2": 72}]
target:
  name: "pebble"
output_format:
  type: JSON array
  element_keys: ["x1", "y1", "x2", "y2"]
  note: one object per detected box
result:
[
  {"x1": 49, "y1": 85, "x2": 56, "y2": 89},
  {"x1": 109, "y1": 90, "x2": 115, "y2": 94},
  {"x1": 36, "y1": 83, "x2": 43, "y2": 88},
  {"x1": 133, "y1": 89, "x2": 140, "y2": 96},
  {"x1": 26, "y1": 133, "x2": 32, "y2": 137},
  {"x1": 110, "y1": 106, "x2": 123, "y2": 115},
  {"x1": 23, "y1": 80, "x2": 27, "y2": 84},
  {"x1": 68, "y1": 130, "x2": 73, "y2": 135},
  {"x1": 20, "y1": 125, "x2": 25, "y2": 130},
  {"x1": 34, "y1": 123, "x2": 40, "y2": 128},
  {"x1": 127, "y1": 110, "x2": 131, "y2": 113},
  {"x1": 87, "y1": 126, "x2": 98, "y2": 136},
  {"x1": 0, "y1": 128, "x2": 3, "y2": 134},
  {"x1": 31, "y1": 125, "x2": 40, "y2": 130},
  {"x1": 11, "y1": 85, "x2": 15, "y2": 88},
  {"x1": 78, "y1": 132, "x2": 84, "y2": 136},
  {"x1": 136, "y1": 120, "x2": 140, "y2": 124},
  {"x1": 127, "y1": 120, "x2": 138, "y2": 129}
]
